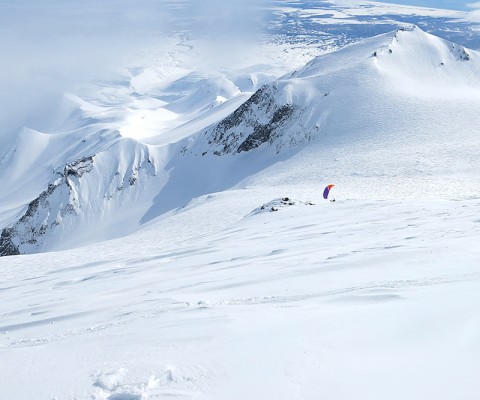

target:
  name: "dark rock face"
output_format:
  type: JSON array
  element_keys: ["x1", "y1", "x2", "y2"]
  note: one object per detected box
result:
[
  {"x1": 0, "y1": 229, "x2": 20, "y2": 256},
  {"x1": 209, "y1": 86, "x2": 272, "y2": 143},
  {"x1": 451, "y1": 44, "x2": 470, "y2": 61},
  {"x1": 64, "y1": 156, "x2": 94, "y2": 178},
  {"x1": 205, "y1": 84, "x2": 298, "y2": 155},
  {"x1": 0, "y1": 156, "x2": 94, "y2": 257},
  {"x1": 237, "y1": 104, "x2": 295, "y2": 153},
  {"x1": 19, "y1": 183, "x2": 59, "y2": 223}
]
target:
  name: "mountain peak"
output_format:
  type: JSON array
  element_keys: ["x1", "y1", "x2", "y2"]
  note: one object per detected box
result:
[{"x1": 194, "y1": 28, "x2": 479, "y2": 157}]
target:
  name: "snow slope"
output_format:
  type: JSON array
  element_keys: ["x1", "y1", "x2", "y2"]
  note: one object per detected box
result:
[{"x1": 1, "y1": 190, "x2": 479, "y2": 399}]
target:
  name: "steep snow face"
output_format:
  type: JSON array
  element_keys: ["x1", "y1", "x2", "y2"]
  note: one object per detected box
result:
[
  {"x1": 198, "y1": 84, "x2": 302, "y2": 155},
  {"x1": 198, "y1": 27, "x2": 480, "y2": 156},
  {"x1": 0, "y1": 132, "x2": 168, "y2": 256},
  {"x1": 0, "y1": 158, "x2": 94, "y2": 256},
  {"x1": 0, "y1": 86, "x2": 176, "y2": 256}
]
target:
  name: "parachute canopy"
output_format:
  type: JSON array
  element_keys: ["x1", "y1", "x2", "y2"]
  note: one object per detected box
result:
[{"x1": 323, "y1": 184, "x2": 335, "y2": 199}]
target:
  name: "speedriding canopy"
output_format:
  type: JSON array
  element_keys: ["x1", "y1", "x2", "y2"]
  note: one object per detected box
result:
[{"x1": 323, "y1": 184, "x2": 335, "y2": 199}]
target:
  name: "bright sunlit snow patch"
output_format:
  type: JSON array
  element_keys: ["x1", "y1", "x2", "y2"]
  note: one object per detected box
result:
[{"x1": 119, "y1": 108, "x2": 178, "y2": 140}]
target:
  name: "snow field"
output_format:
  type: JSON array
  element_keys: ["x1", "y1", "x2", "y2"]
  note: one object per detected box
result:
[{"x1": 1, "y1": 190, "x2": 479, "y2": 399}]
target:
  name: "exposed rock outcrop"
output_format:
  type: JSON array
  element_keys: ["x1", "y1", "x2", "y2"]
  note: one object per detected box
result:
[
  {"x1": 0, "y1": 157, "x2": 94, "y2": 256},
  {"x1": 0, "y1": 136, "x2": 161, "y2": 257},
  {"x1": 249, "y1": 197, "x2": 315, "y2": 216},
  {"x1": 202, "y1": 84, "x2": 302, "y2": 155}
]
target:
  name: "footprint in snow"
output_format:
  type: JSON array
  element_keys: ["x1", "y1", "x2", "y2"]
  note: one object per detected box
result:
[
  {"x1": 92, "y1": 369, "x2": 149, "y2": 400},
  {"x1": 91, "y1": 365, "x2": 202, "y2": 399}
]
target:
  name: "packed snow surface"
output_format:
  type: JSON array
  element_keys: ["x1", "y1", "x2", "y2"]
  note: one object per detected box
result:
[{"x1": 1, "y1": 191, "x2": 480, "y2": 399}]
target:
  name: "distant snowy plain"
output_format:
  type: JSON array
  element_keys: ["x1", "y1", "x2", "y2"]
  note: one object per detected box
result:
[{"x1": 1, "y1": 1, "x2": 480, "y2": 399}]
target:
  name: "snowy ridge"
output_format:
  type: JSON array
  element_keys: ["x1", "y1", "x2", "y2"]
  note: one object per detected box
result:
[
  {"x1": 0, "y1": 157, "x2": 93, "y2": 256},
  {"x1": 196, "y1": 26, "x2": 480, "y2": 156},
  {"x1": 198, "y1": 84, "x2": 304, "y2": 155},
  {"x1": 163, "y1": 73, "x2": 241, "y2": 115},
  {"x1": 0, "y1": 136, "x2": 166, "y2": 256},
  {"x1": 194, "y1": 81, "x2": 321, "y2": 155},
  {"x1": 0, "y1": 123, "x2": 120, "y2": 217}
]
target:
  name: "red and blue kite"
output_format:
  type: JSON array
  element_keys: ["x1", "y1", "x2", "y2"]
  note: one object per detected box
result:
[{"x1": 323, "y1": 184, "x2": 335, "y2": 199}]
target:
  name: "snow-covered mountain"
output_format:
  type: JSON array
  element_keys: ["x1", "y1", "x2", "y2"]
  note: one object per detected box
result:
[
  {"x1": 198, "y1": 26, "x2": 479, "y2": 155},
  {"x1": 1, "y1": 26, "x2": 479, "y2": 256},
  {"x1": 0, "y1": 132, "x2": 165, "y2": 256},
  {"x1": 2, "y1": 3, "x2": 480, "y2": 399}
]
